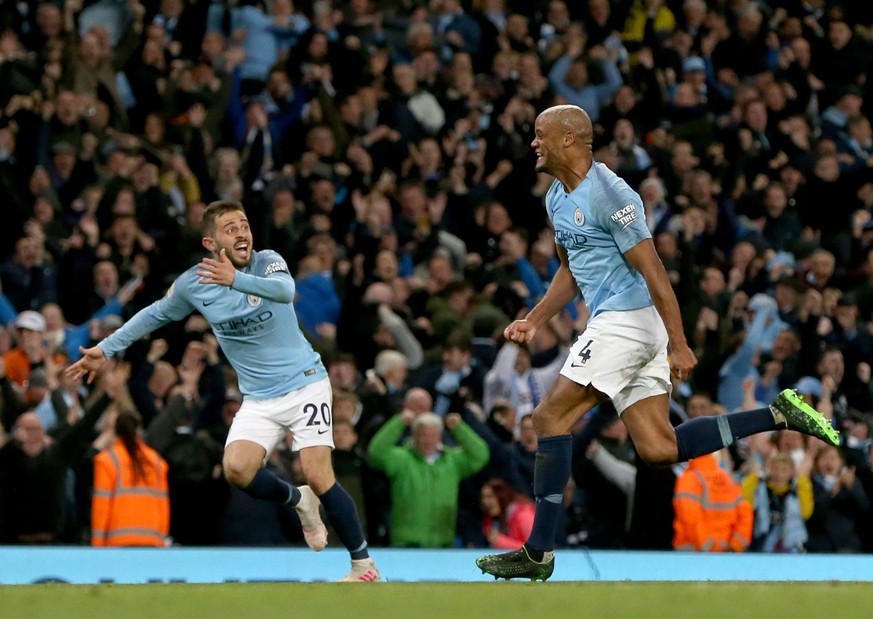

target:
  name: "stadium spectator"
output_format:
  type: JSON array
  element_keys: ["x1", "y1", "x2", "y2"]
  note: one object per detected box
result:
[
  {"x1": 368, "y1": 410, "x2": 489, "y2": 547},
  {"x1": 480, "y1": 477, "x2": 535, "y2": 550},
  {"x1": 91, "y1": 409, "x2": 170, "y2": 547},
  {"x1": 577, "y1": 415, "x2": 638, "y2": 549},
  {"x1": 143, "y1": 336, "x2": 228, "y2": 546},
  {"x1": 673, "y1": 450, "x2": 753, "y2": 553},
  {"x1": 807, "y1": 445, "x2": 870, "y2": 553},
  {"x1": 0, "y1": 236, "x2": 58, "y2": 313},
  {"x1": 483, "y1": 340, "x2": 561, "y2": 422},
  {"x1": 2, "y1": 310, "x2": 63, "y2": 388},
  {"x1": 414, "y1": 331, "x2": 485, "y2": 417},
  {"x1": 741, "y1": 451, "x2": 812, "y2": 553},
  {"x1": 0, "y1": 361, "x2": 128, "y2": 543},
  {"x1": 548, "y1": 43, "x2": 623, "y2": 125}
]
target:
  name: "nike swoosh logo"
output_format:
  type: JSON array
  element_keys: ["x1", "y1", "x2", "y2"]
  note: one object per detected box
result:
[
  {"x1": 203, "y1": 300, "x2": 215, "y2": 307},
  {"x1": 570, "y1": 362, "x2": 585, "y2": 368},
  {"x1": 317, "y1": 428, "x2": 331, "y2": 435}
]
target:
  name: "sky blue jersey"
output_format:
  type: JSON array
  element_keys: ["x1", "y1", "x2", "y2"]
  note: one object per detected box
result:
[
  {"x1": 98, "y1": 250, "x2": 327, "y2": 400},
  {"x1": 547, "y1": 161, "x2": 653, "y2": 318}
]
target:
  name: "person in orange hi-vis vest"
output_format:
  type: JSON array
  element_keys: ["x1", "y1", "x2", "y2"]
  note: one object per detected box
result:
[
  {"x1": 92, "y1": 410, "x2": 170, "y2": 547},
  {"x1": 673, "y1": 451, "x2": 753, "y2": 552}
]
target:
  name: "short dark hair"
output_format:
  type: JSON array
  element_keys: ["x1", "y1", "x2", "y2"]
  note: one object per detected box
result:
[
  {"x1": 202, "y1": 200, "x2": 246, "y2": 236},
  {"x1": 328, "y1": 352, "x2": 358, "y2": 368},
  {"x1": 443, "y1": 330, "x2": 472, "y2": 352}
]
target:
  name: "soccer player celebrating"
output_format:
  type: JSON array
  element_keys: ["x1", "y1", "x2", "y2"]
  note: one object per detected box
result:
[
  {"x1": 475, "y1": 105, "x2": 839, "y2": 581},
  {"x1": 67, "y1": 201, "x2": 379, "y2": 582}
]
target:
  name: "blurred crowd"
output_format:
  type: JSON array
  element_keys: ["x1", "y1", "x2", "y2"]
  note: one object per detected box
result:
[{"x1": 0, "y1": 0, "x2": 872, "y2": 554}]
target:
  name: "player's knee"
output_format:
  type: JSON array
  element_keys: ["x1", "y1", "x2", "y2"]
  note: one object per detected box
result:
[
  {"x1": 531, "y1": 407, "x2": 561, "y2": 437},
  {"x1": 306, "y1": 475, "x2": 333, "y2": 495},
  {"x1": 637, "y1": 440, "x2": 679, "y2": 468},
  {"x1": 531, "y1": 410, "x2": 547, "y2": 436},
  {"x1": 298, "y1": 446, "x2": 335, "y2": 493},
  {"x1": 223, "y1": 455, "x2": 258, "y2": 488}
]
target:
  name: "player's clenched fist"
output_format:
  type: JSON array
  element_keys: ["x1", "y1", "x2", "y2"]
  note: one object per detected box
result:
[{"x1": 504, "y1": 319, "x2": 537, "y2": 344}]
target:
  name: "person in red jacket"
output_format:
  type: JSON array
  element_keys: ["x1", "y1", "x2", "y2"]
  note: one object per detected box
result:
[
  {"x1": 481, "y1": 478, "x2": 536, "y2": 550},
  {"x1": 673, "y1": 451, "x2": 753, "y2": 552},
  {"x1": 91, "y1": 410, "x2": 170, "y2": 547}
]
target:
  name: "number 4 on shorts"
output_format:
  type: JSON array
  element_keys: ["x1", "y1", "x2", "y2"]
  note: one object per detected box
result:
[{"x1": 571, "y1": 339, "x2": 593, "y2": 367}]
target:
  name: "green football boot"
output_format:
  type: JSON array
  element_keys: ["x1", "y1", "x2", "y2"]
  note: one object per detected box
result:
[
  {"x1": 476, "y1": 547, "x2": 555, "y2": 582},
  {"x1": 771, "y1": 388, "x2": 840, "y2": 447}
]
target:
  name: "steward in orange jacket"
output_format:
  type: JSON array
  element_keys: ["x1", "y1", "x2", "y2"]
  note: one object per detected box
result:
[
  {"x1": 673, "y1": 453, "x2": 753, "y2": 552},
  {"x1": 91, "y1": 412, "x2": 170, "y2": 547}
]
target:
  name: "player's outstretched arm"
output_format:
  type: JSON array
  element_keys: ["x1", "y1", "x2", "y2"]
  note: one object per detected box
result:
[
  {"x1": 70, "y1": 281, "x2": 195, "y2": 379},
  {"x1": 624, "y1": 238, "x2": 697, "y2": 380},
  {"x1": 507, "y1": 245, "x2": 578, "y2": 344},
  {"x1": 66, "y1": 346, "x2": 107, "y2": 384}
]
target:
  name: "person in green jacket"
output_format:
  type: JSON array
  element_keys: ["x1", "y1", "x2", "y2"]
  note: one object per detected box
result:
[{"x1": 368, "y1": 409, "x2": 490, "y2": 548}]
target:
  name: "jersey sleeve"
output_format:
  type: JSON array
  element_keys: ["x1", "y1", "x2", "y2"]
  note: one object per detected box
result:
[
  {"x1": 231, "y1": 251, "x2": 295, "y2": 303},
  {"x1": 98, "y1": 277, "x2": 195, "y2": 358},
  {"x1": 597, "y1": 188, "x2": 651, "y2": 254}
]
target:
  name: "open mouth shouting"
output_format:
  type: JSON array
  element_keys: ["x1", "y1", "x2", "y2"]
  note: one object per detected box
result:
[{"x1": 233, "y1": 241, "x2": 250, "y2": 261}]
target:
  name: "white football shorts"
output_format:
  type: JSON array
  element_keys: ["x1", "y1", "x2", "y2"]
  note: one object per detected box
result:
[
  {"x1": 559, "y1": 305, "x2": 671, "y2": 414},
  {"x1": 225, "y1": 378, "x2": 335, "y2": 453}
]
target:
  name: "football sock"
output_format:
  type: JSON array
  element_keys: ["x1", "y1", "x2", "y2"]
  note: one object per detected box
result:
[
  {"x1": 675, "y1": 407, "x2": 779, "y2": 462},
  {"x1": 242, "y1": 469, "x2": 302, "y2": 505},
  {"x1": 319, "y1": 483, "x2": 370, "y2": 560},
  {"x1": 525, "y1": 435, "x2": 573, "y2": 559}
]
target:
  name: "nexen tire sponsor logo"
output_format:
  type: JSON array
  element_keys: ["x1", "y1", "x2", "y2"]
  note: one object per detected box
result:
[
  {"x1": 610, "y1": 204, "x2": 637, "y2": 228},
  {"x1": 264, "y1": 261, "x2": 288, "y2": 276}
]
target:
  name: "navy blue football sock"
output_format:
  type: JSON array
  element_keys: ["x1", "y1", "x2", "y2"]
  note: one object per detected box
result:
[
  {"x1": 242, "y1": 468, "x2": 302, "y2": 505},
  {"x1": 676, "y1": 407, "x2": 778, "y2": 462},
  {"x1": 319, "y1": 483, "x2": 369, "y2": 560},
  {"x1": 525, "y1": 435, "x2": 573, "y2": 557}
]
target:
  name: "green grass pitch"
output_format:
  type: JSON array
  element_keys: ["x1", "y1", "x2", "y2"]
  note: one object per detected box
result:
[{"x1": 2, "y1": 582, "x2": 872, "y2": 619}]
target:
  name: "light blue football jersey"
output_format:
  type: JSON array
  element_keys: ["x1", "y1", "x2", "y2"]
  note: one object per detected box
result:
[
  {"x1": 98, "y1": 250, "x2": 327, "y2": 399},
  {"x1": 546, "y1": 161, "x2": 653, "y2": 318}
]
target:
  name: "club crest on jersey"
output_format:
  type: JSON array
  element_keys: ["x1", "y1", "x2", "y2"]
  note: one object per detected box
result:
[
  {"x1": 610, "y1": 204, "x2": 637, "y2": 229},
  {"x1": 247, "y1": 294, "x2": 262, "y2": 307},
  {"x1": 574, "y1": 208, "x2": 584, "y2": 226}
]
